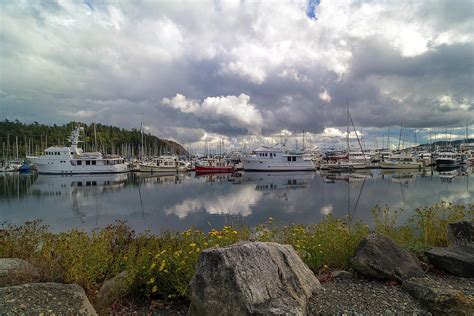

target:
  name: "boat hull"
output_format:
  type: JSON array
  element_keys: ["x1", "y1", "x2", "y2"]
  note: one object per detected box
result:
[
  {"x1": 435, "y1": 159, "x2": 458, "y2": 167},
  {"x1": 195, "y1": 166, "x2": 234, "y2": 173},
  {"x1": 139, "y1": 164, "x2": 178, "y2": 173},
  {"x1": 29, "y1": 157, "x2": 128, "y2": 174},
  {"x1": 380, "y1": 161, "x2": 422, "y2": 169}
]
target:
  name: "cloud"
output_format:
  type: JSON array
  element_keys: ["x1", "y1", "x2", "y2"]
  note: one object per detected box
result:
[
  {"x1": 0, "y1": 0, "x2": 473, "y2": 149},
  {"x1": 319, "y1": 89, "x2": 332, "y2": 103},
  {"x1": 162, "y1": 93, "x2": 263, "y2": 133}
]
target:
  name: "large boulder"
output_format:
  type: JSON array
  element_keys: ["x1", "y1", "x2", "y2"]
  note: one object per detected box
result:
[
  {"x1": 188, "y1": 241, "x2": 321, "y2": 316},
  {"x1": 448, "y1": 221, "x2": 473, "y2": 246},
  {"x1": 425, "y1": 245, "x2": 474, "y2": 277},
  {"x1": 96, "y1": 271, "x2": 129, "y2": 314},
  {"x1": 351, "y1": 233, "x2": 424, "y2": 282},
  {"x1": 403, "y1": 277, "x2": 474, "y2": 315},
  {"x1": 0, "y1": 283, "x2": 97, "y2": 315},
  {"x1": 0, "y1": 258, "x2": 40, "y2": 287}
]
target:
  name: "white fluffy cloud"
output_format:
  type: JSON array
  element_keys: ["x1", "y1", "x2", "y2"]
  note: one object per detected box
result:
[{"x1": 162, "y1": 93, "x2": 263, "y2": 133}]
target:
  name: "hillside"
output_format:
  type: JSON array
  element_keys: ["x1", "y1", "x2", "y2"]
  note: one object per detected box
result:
[{"x1": 0, "y1": 120, "x2": 187, "y2": 159}]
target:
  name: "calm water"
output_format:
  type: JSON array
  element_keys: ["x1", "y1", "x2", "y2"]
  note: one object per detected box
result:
[{"x1": 0, "y1": 167, "x2": 472, "y2": 233}]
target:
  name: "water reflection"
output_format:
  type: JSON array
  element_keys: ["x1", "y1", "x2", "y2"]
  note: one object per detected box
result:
[{"x1": 0, "y1": 167, "x2": 472, "y2": 233}]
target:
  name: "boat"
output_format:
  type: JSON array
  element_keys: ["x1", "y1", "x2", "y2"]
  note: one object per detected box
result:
[
  {"x1": 18, "y1": 162, "x2": 33, "y2": 173},
  {"x1": 139, "y1": 155, "x2": 179, "y2": 173},
  {"x1": 27, "y1": 126, "x2": 128, "y2": 174},
  {"x1": 195, "y1": 157, "x2": 235, "y2": 174},
  {"x1": 435, "y1": 151, "x2": 458, "y2": 168},
  {"x1": 380, "y1": 153, "x2": 422, "y2": 169},
  {"x1": 242, "y1": 146, "x2": 316, "y2": 171}
]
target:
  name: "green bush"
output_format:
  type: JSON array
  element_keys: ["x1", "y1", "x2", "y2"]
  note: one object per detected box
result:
[{"x1": 0, "y1": 202, "x2": 472, "y2": 304}]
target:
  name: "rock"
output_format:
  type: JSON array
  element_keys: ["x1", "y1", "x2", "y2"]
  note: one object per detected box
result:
[
  {"x1": 96, "y1": 271, "x2": 129, "y2": 314},
  {"x1": 425, "y1": 245, "x2": 474, "y2": 277},
  {"x1": 0, "y1": 258, "x2": 40, "y2": 287},
  {"x1": 0, "y1": 282, "x2": 97, "y2": 315},
  {"x1": 188, "y1": 241, "x2": 321, "y2": 316},
  {"x1": 331, "y1": 270, "x2": 356, "y2": 280},
  {"x1": 351, "y1": 233, "x2": 424, "y2": 282},
  {"x1": 403, "y1": 277, "x2": 474, "y2": 315},
  {"x1": 448, "y1": 221, "x2": 473, "y2": 246}
]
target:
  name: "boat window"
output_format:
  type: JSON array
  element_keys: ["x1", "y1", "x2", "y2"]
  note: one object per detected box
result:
[
  {"x1": 287, "y1": 156, "x2": 291, "y2": 162},
  {"x1": 86, "y1": 160, "x2": 91, "y2": 165},
  {"x1": 92, "y1": 161, "x2": 96, "y2": 165},
  {"x1": 77, "y1": 160, "x2": 82, "y2": 165},
  {"x1": 292, "y1": 156, "x2": 296, "y2": 161}
]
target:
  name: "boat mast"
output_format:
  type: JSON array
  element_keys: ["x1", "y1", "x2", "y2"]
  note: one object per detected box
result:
[
  {"x1": 398, "y1": 119, "x2": 404, "y2": 152},
  {"x1": 346, "y1": 99, "x2": 350, "y2": 154},
  {"x1": 94, "y1": 122, "x2": 97, "y2": 152}
]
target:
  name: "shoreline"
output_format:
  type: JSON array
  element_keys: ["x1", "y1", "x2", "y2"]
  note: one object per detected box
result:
[{"x1": 0, "y1": 202, "x2": 472, "y2": 314}]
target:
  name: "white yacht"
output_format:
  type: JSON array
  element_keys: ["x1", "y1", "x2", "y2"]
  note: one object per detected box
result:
[
  {"x1": 28, "y1": 126, "x2": 128, "y2": 174},
  {"x1": 242, "y1": 147, "x2": 316, "y2": 171},
  {"x1": 380, "y1": 153, "x2": 422, "y2": 169},
  {"x1": 435, "y1": 151, "x2": 458, "y2": 167},
  {"x1": 139, "y1": 155, "x2": 179, "y2": 173}
]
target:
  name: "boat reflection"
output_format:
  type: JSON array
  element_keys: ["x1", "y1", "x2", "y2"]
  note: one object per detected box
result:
[
  {"x1": 239, "y1": 171, "x2": 315, "y2": 190},
  {"x1": 319, "y1": 170, "x2": 371, "y2": 183},
  {"x1": 30, "y1": 174, "x2": 128, "y2": 222},
  {"x1": 133, "y1": 172, "x2": 185, "y2": 186},
  {"x1": 0, "y1": 172, "x2": 38, "y2": 198}
]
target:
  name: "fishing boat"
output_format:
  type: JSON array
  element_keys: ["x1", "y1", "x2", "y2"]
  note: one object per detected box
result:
[
  {"x1": 195, "y1": 157, "x2": 234, "y2": 174},
  {"x1": 139, "y1": 155, "x2": 179, "y2": 173},
  {"x1": 380, "y1": 153, "x2": 422, "y2": 169},
  {"x1": 242, "y1": 147, "x2": 316, "y2": 171},
  {"x1": 27, "y1": 126, "x2": 128, "y2": 174}
]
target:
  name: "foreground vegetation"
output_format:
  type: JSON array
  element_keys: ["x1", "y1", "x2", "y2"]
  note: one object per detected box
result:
[{"x1": 0, "y1": 202, "x2": 472, "y2": 304}]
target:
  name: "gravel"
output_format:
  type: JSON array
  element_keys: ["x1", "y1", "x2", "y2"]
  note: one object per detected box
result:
[{"x1": 306, "y1": 278, "x2": 428, "y2": 315}]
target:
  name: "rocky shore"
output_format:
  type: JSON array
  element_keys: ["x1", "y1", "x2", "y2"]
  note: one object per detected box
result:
[{"x1": 1, "y1": 221, "x2": 473, "y2": 315}]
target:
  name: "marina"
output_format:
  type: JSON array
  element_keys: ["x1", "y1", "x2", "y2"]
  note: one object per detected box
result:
[{"x1": 1, "y1": 166, "x2": 472, "y2": 233}]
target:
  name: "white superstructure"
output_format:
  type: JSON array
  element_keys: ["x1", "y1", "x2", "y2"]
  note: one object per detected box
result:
[
  {"x1": 139, "y1": 155, "x2": 179, "y2": 173},
  {"x1": 242, "y1": 147, "x2": 316, "y2": 171},
  {"x1": 28, "y1": 126, "x2": 128, "y2": 174},
  {"x1": 380, "y1": 153, "x2": 422, "y2": 169}
]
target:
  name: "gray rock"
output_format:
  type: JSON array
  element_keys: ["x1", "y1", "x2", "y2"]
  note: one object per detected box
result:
[
  {"x1": 188, "y1": 241, "x2": 321, "y2": 316},
  {"x1": 0, "y1": 258, "x2": 40, "y2": 287},
  {"x1": 403, "y1": 277, "x2": 474, "y2": 315},
  {"x1": 331, "y1": 270, "x2": 356, "y2": 280},
  {"x1": 425, "y1": 245, "x2": 474, "y2": 277},
  {"x1": 0, "y1": 282, "x2": 97, "y2": 315},
  {"x1": 448, "y1": 221, "x2": 473, "y2": 246},
  {"x1": 96, "y1": 271, "x2": 129, "y2": 314},
  {"x1": 351, "y1": 233, "x2": 424, "y2": 282}
]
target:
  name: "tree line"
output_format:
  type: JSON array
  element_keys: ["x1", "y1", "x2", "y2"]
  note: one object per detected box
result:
[{"x1": 0, "y1": 119, "x2": 187, "y2": 160}]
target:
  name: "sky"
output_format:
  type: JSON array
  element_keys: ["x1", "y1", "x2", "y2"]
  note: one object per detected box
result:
[{"x1": 0, "y1": 0, "x2": 473, "y2": 152}]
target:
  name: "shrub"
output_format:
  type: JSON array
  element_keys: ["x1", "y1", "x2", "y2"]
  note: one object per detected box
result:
[{"x1": 0, "y1": 202, "x2": 472, "y2": 304}]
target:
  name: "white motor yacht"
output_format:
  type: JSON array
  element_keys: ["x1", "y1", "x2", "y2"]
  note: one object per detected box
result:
[
  {"x1": 380, "y1": 153, "x2": 422, "y2": 169},
  {"x1": 28, "y1": 126, "x2": 128, "y2": 174},
  {"x1": 435, "y1": 151, "x2": 458, "y2": 167},
  {"x1": 242, "y1": 147, "x2": 316, "y2": 171}
]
